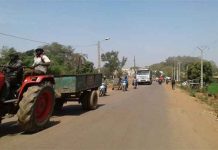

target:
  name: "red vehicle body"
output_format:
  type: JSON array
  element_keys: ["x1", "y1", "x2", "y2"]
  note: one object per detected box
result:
[{"x1": 0, "y1": 69, "x2": 55, "y2": 133}]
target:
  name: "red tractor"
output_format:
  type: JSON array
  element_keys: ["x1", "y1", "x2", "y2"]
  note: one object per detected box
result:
[{"x1": 0, "y1": 66, "x2": 55, "y2": 132}]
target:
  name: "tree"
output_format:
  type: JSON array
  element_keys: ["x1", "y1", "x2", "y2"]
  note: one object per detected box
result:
[
  {"x1": 0, "y1": 43, "x2": 95, "y2": 75},
  {"x1": 101, "y1": 51, "x2": 127, "y2": 77},
  {"x1": 187, "y1": 61, "x2": 213, "y2": 84},
  {"x1": 154, "y1": 70, "x2": 162, "y2": 77},
  {"x1": 0, "y1": 46, "x2": 18, "y2": 64},
  {"x1": 41, "y1": 42, "x2": 93, "y2": 75}
]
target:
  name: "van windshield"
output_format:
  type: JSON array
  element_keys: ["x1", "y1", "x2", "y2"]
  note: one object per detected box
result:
[{"x1": 137, "y1": 70, "x2": 149, "y2": 75}]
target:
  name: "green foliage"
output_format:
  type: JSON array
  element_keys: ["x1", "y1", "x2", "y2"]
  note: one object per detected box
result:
[
  {"x1": 101, "y1": 50, "x2": 127, "y2": 77},
  {"x1": 0, "y1": 46, "x2": 18, "y2": 64},
  {"x1": 208, "y1": 83, "x2": 218, "y2": 95},
  {"x1": 187, "y1": 61, "x2": 213, "y2": 83},
  {"x1": 150, "y1": 56, "x2": 217, "y2": 82},
  {"x1": 76, "y1": 61, "x2": 94, "y2": 74},
  {"x1": 154, "y1": 70, "x2": 161, "y2": 77},
  {"x1": 0, "y1": 43, "x2": 94, "y2": 75}
]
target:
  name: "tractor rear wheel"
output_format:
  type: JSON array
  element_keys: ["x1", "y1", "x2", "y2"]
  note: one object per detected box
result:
[{"x1": 17, "y1": 84, "x2": 55, "y2": 133}]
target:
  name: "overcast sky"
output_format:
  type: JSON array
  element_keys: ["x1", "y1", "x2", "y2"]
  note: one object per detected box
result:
[{"x1": 0, "y1": 0, "x2": 218, "y2": 67}]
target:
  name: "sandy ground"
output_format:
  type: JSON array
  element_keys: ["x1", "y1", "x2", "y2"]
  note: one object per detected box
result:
[{"x1": 164, "y1": 83, "x2": 218, "y2": 149}]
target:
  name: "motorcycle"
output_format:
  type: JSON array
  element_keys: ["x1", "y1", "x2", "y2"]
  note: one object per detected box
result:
[
  {"x1": 99, "y1": 83, "x2": 106, "y2": 97},
  {"x1": 122, "y1": 80, "x2": 127, "y2": 91},
  {"x1": 158, "y1": 79, "x2": 162, "y2": 85}
]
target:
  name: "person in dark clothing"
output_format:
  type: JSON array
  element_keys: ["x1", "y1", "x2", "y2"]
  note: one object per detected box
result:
[
  {"x1": 3, "y1": 53, "x2": 23, "y2": 99},
  {"x1": 171, "y1": 79, "x2": 176, "y2": 90}
]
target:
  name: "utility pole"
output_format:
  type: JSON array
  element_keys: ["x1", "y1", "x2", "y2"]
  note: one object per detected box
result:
[
  {"x1": 172, "y1": 66, "x2": 174, "y2": 79},
  {"x1": 178, "y1": 62, "x2": 181, "y2": 82},
  {"x1": 97, "y1": 41, "x2": 101, "y2": 73},
  {"x1": 173, "y1": 58, "x2": 176, "y2": 80},
  {"x1": 176, "y1": 63, "x2": 179, "y2": 81},
  {"x1": 186, "y1": 65, "x2": 189, "y2": 81},
  {"x1": 134, "y1": 56, "x2": 136, "y2": 74},
  {"x1": 198, "y1": 47, "x2": 204, "y2": 89}
]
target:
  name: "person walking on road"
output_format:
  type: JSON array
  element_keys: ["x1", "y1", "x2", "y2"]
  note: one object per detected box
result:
[{"x1": 171, "y1": 79, "x2": 176, "y2": 90}]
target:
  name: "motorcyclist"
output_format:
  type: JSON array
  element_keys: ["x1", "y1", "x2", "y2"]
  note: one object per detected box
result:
[
  {"x1": 158, "y1": 76, "x2": 163, "y2": 84},
  {"x1": 102, "y1": 76, "x2": 108, "y2": 93},
  {"x1": 122, "y1": 76, "x2": 129, "y2": 88}
]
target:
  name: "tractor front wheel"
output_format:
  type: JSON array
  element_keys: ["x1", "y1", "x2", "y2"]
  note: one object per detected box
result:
[{"x1": 17, "y1": 85, "x2": 55, "y2": 133}]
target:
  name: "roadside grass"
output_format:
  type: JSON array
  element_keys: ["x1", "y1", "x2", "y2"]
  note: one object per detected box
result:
[
  {"x1": 208, "y1": 83, "x2": 218, "y2": 98},
  {"x1": 180, "y1": 82, "x2": 218, "y2": 116}
]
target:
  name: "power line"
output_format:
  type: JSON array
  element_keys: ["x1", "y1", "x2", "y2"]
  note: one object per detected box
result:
[{"x1": 0, "y1": 32, "x2": 49, "y2": 44}]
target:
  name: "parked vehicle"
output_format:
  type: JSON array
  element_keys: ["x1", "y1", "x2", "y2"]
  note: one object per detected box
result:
[
  {"x1": 54, "y1": 74, "x2": 102, "y2": 111},
  {"x1": 99, "y1": 83, "x2": 106, "y2": 97},
  {"x1": 0, "y1": 66, "x2": 55, "y2": 133},
  {"x1": 136, "y1": 68, "x2": 152, "y2": 85},
  {"x1": 182, "y1": 79, "x2": 200, "y2": 89}
]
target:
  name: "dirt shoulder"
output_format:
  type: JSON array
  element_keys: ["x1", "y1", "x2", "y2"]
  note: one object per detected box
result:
[{"x1": 164, "y1": 84, "x2": 218, "y2": 149}]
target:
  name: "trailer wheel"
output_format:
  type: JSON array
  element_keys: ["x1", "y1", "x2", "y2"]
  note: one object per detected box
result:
[
  {"x1": 17, "y1": 85, "x2": 55, "y2": 133},
  {"x1": 89, "y1": 90, "x2": 98, "y2": 110},
  {"x1": 81, "y1": 91, "x2": 90, "y2": 110},
  {"x1": 81, "y1": 90, "x2": 98, "y2": 110}
]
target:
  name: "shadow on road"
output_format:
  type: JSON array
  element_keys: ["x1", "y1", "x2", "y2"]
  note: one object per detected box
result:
[
  {"x1": 99, "y1": 94, "x2": 110, "y2": 97},
  {"x1": 0, "y1": 120, "x2": 60, "y2": 138},
  {"x1": 53, "y1": 104, "x2": 105, "y2": 117},
  {"x1": 0, "y1": 121, "x2": 21, "y2": 137}
]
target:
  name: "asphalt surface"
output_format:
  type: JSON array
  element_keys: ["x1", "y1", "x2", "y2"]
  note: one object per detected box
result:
[{"x1": 0, "y1": 83, "x2": 218, "y2": 150}]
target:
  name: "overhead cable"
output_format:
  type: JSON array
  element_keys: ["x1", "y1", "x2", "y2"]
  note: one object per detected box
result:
[{"x1": 0, "y1": 32, "x2": 49, "y2": 44}]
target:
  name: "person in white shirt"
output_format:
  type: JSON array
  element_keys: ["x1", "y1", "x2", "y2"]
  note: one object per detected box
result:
[
  {"x1": 32, "y1": 48, "x2": 50, "y2": 74},
  {"x1": 24, "y1": 48, "x2": 50, "y2": 78}
]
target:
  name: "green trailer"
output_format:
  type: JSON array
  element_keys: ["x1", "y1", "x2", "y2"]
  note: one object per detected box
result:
[{"x1": 54, "y1": 74, "x2": 102, "y2": 111}]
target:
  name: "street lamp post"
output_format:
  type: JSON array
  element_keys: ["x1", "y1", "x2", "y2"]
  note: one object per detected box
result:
[{"x1": 97, "y1": 38, "x2": 110, "y2": 73}]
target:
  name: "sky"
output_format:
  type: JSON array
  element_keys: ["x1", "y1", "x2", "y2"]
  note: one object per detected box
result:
[{"x1": 0, "y1": 0, "x2": 218, "y2": 68}]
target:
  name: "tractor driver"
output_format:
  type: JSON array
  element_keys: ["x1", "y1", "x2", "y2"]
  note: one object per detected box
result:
[{"x1": 3, "y1": 53, "x2": 23, "y2": 99}]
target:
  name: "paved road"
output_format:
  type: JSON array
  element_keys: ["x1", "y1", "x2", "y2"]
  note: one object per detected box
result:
[{"x1": 0, "y1": 83, "x2": 218, "y2": 150}]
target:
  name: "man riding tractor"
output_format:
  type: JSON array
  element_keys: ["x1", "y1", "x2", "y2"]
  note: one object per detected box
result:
[
  {"x1": 1, "y1": 53, "x2": 23, "y2": 100},
  {"x1": 0, "y1": 49, "x2": 55, "y2": 133}
]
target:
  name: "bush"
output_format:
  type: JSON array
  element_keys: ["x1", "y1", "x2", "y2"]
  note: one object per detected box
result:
[
  {"x1": 208, "y1": 83, "x2": 218, "y2": 96},
  {"x1": 189, "y1": 89, "x2": 196, "y2": 97}
]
